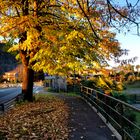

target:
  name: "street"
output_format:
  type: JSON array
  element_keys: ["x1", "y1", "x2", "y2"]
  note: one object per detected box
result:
[
  {"x1": 0, "y1": 86, "x2": 44, "y2": 104},
  {"x1": 0, "y1": 87, "x2": 22, "y2": 103}
]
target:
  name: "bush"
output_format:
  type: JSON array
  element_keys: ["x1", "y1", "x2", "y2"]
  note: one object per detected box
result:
[
  {"x1": 116, "y1": 83, "x2": 124, "y2": 91},
  {"x1": 80, "y1": 75, "x2": 125, "y2": 95},
  {"x1": 111, "y1": 91, "x2": 127, "y2": 102},
  {"x1": 81, "y1": 80, "x2": 96, "y2": 88},
  {"x1": 67, "y1": 84, "x2": 80, "y2": 93},
  {"x1": 96, "y1": 77, "x2": 110, "y2": 90}
]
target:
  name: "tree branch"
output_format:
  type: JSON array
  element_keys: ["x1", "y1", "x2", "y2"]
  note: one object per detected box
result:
[
  {"x1": 0, "y1": 20, "x2": 28, "y2": 36},
  {"x1": 15, "y1": 6, "x2": 20, "y2": 17},
  {"x1": 107, "y1": 0, "x2": 140, "y2": 35},
  {"x1": 76, "y1": 0, "x2": 100, "y2": 41},
  {"x1": 133, "y1": 0, "x2": 140, "y2": 7}
]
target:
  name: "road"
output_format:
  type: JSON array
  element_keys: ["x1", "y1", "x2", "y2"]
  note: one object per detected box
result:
[
  {"x1": 0, "y1": 86, "x2": 44, "y2": 104},
  {"x1": 33, "y1": 86, "x2": 44, "y2": 94},
  {"x1": 0, "y1": 87, "x2": 22, "y2": 103}
]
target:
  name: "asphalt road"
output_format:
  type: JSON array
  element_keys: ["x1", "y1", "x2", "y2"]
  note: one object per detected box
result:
[
  {"x1": 0, "y1": 86, "x2": 44, "y2": 104},
  {"x1": 0, "y1": 87, "x2": 22, "y2": 103}
]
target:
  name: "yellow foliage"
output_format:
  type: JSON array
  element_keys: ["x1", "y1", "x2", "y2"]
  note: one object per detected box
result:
[
  {"x1": 0, "y1": 0, "x2": 121, "y2": 76},
  {"x1": 97, "y1": 77, "x2": 110, "y2": 90}
]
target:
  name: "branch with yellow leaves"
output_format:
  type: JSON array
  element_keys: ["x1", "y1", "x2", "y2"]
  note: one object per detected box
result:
[{"x1": 76, "y1": 0, "x2": 100, "y2": 41}]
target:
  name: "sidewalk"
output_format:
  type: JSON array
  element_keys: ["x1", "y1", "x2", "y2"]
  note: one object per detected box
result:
[{"x1": 53, "y1": 93, "x2": 118, "y2": 140}]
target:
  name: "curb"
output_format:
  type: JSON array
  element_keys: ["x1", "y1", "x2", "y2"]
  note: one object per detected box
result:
[{"x1": 80, "y1": 96, "x2": 122, "y2": 140}]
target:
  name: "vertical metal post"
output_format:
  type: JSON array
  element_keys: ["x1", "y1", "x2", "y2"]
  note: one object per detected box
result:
[
  {"x1": 104, "y1": 95, "x2": 109, "y2": 123},
  {"x1": 1, "y1": 104, "x2": 4, "y2": 112},
  {"x1": 95, "y1": 91, "x2": 99, "y2": 113},
  {"x1": 87, "y1": 88, "x2": 88, "y2": 94},
  {"x1": 80, "y1": 86, "x2": 83, "y2": 97},
  {"x1": 120, "y1": 104, "x2": 125, "y2": 140}
]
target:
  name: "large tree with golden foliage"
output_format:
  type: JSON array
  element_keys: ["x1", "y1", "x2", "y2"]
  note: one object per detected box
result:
[{"x1": 0, "y1": 0, "x2": 139, "y2": 101}]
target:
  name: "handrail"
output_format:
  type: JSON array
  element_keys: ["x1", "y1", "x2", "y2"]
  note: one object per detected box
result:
[
  {"x1": 81, "y1": 85, "x2": 140, "y2": 112},
  {"x1": 0, "y1": 93, "x2": 23, "y2": 112},
  {"x1": 80, "y1": 85, "x2": 140, "y2": 140}
]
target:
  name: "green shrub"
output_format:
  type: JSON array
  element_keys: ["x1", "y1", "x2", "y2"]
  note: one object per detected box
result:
[
  {"x1": 111, "y1": 91, "x2": 127, "y2": 102},
  {"x1": 80, "y1": 79, "x2": 98, "y2": 89},
  {"x1": 47, "y1": 87, "x2": 54, "y2": 92},
  {"x1": 116, "y1": 83, "x2": 124, "y2": 91},
  {"x1": 0, "y1": 131, "x2": 7, "y2": 140}
]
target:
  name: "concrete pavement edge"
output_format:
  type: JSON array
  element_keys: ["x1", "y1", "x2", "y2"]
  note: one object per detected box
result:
[{"x1": 80, "y1": 97, "x2": 122, "y2": 140}]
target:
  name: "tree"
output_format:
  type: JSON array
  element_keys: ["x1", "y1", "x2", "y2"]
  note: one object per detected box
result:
[
  {"x1": 136, "y1": 65, "x2": 140, "y2": 70},
  {"x1": 0, "y1": 0, "x2": 139, "y2": 101}
]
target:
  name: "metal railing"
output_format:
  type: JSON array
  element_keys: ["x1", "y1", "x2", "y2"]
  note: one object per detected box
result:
[
  {"x1": 0, "y1": 94, "x2": 23, "y2": 112},
  {"x1": 80, "y1": 85, "x2": 140, "y2": 140}
]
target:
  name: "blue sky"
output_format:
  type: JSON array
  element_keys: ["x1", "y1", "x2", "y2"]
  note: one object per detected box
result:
[
  {"x1": 109, "y1": 0, "x2": 140, "y2": 66},
  {"x1": 0, "y1": 0, "x2": 139, "y2": 67},
  {"x1": 114, "y1": 33, "x2": 140, "y2": 66}
]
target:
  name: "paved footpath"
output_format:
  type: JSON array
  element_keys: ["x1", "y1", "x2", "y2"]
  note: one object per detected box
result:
[{"x1": 51, "y1": 93, "x2": 118, "y2": 140}]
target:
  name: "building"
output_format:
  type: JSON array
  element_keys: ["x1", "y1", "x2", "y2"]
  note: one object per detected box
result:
[
  {"x1": 44, "y1": 74, "x2": 67, "y2": 92},
  {"x1": 3, "y1": 64, "x2": 23, "y2": 82}
]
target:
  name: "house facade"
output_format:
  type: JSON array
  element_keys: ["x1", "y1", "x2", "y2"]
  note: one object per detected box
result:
[
  {"x1": 44, "y1": 74, "x2": 67, "y2": 92},
  {"x1": 3, "y1": 64, "x2": 23, "y2": 82}
]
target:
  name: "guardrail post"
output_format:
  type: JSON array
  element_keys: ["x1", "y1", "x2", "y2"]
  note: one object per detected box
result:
[
  {"x1": 104, "y1": 95, "x2": 109, "y2": 123},
  {"x1": 80, "y1": 86, "x2": 83, "y2": 97},
  {"x1": 86, "y1": 88, "x2": 88, "y2": 94},
  {"x1": 120, "y1": 104, "x2": 125, "y2": 140},
  {"x1": 95, "y1": 90, "x2": 99, "y2": 113},
  {"x1": 80, "y1": 86, "x2": 82, "y2": 93},
  {"x1": 1, "y1": 104, "x2": 4, "y2": 112}
]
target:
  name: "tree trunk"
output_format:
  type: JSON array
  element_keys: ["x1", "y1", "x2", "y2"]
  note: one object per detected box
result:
[
  {"x1": 22, "y1": 64, "x2": 34, "y2": 101},
  {"x1": 19, "y1": 0, "x2": 37, "y2": 101},
  {"x1": 19, "y1": 32, "x2": 34, "y2": 101}
]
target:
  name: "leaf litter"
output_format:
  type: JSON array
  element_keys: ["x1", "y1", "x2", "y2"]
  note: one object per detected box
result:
[{"x1": 0, "y1": 94, "x2": 69, "y2": 140}]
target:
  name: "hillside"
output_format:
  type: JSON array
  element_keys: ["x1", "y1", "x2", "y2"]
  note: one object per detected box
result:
[{"x1": 0, "y1": 43, "x2": 17, "y2": 75}]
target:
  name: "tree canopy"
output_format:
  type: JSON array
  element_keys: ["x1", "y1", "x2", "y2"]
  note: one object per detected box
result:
[
  {"x1": 0, "y1": 0, "x2": 124, "y2": 74},
  {"x1": 0, "y1": 0, "x2": 139, "y2": 100}
]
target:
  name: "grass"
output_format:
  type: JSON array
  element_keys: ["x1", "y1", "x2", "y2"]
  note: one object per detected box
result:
[
  {"x1": 122, "y1": 81, "x2": 140, "y2": 96},
  {"x1": 43, "y1": 86, "x2": 80, "y2": 97},
  {"x1": 134, "y1": 112, "x2": 140, "y2": 126},
  {"x1": 122, "y1": 81, "x2": 140, "y2": 132},
  {"x1": 126, "y1": 80, "x2": 140, "y2": 89},
  {"x1": 35, "y1": 93, "x2": 56, "y2": 100},
  {"x1": 112, "y1": 81, "x2": 140, "y2": 129},
  {"x1": 61, "y1": 92, "x2": 80, "y2": 97}
]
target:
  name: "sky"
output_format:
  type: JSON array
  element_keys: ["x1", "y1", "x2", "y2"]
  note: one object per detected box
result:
[
  {"x1": 109, "y1": 0, "x2": 140, "y2": 67},
  {"x1": 0, "y1": 0, "x2": 140, "y2": 68},
  {"x1": 111, "y1": 32, "x2": 140, "y2": 66}
]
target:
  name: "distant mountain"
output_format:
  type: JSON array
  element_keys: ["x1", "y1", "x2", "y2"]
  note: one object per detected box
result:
[{"x1": 0, "y1": 43, "x2": 17, "y2": 75}]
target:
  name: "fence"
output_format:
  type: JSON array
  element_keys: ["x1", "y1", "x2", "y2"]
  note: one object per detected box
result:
[
  {"x1": 0, "y1": 94, "x2": 23, "y2": 112},
  {"x1": 80, "y1": 85, "x2": 140, "y2": 140}
]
